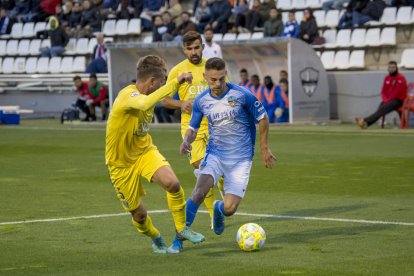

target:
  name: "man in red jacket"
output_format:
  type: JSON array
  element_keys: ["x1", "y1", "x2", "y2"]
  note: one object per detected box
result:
[
  {"x1": 73, "y1": 75, "x2": 92, "y2": 121},
  {"x1": 356, "y1": 61, "x2": 407, "y2": 129},
  {"x1": 86, "y1": 74, "x2": 109, "y2": 121}
]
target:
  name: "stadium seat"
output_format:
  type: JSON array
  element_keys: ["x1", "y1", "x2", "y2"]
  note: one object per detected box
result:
[
  {"x1": 116, "y1": 19, "x2": 129, "y2": 35},
  {"x1": 213, "y1": 33, "x2": 223, "y2": 42},
  {"x1": 76, "y1": 38, "x2": 90, "y2": 55},
  {"x1": 2, "y1": 57, "x2": 14, "y2": 73},
  {"x1": 365, "y1": 28, "x2": 381, "y2": 46},
  {"x1": 37, "y1": 57, "x2": 49, "y2": 73},
  {"x1": 29, "y1": 39, "x2": 42, "y2": 56},
  {"x1": 292, "y1": 0, "x2": 306, "y2": 9},
  {"x1": 282, "y1": 12, "x2": 288, "y2": 23},
  {"x1": 103, "y1": 20, "x2": 117, "y2": 36},
  {"x1": 0, "y1": 40, "x2": 7, "y2": 56},
  {"x1": 320, "y1": 51, "x2": 335, "y2": 70},
  {"x1": 41, "y1": 39, "x2": 51, "y2": 49},
  {"x1": 306, "y1": 0, "x2": 322, "y2": 9},
  {"x1": 10, "y1": 22, "x2": 23, "y2": 39},
  {"x1": 368, "y1": 7, "x2": 396, "y2": 26},
  {"x1": 34, "y1": 22, "x2": 47, "y2": 35},
  {"x1": 350, "y1": 29, "x2": 366, "y2": 47},
  {"x1": 73, "y1": 56, "x2": 86, "y2": 72},
  {"x1": 396, "y1": 7, "x2": 413, "y2": 25},
  {"x1": 323, "y1": 29, "x2": 336, "y2": 48},
  {"x1": 60, "y1": 57, "x2": 74, "y2": 73},
  {"x1": 295, "y1": 11, "x2": 304, "y2": 23},
  {"x1": 277, "y1": 0, "x2": 291, "y2": 10},
  {"x1": 0, "y1": 58, "x2": 2, "y2": 73},
  {"x1": 380, "y1": 27, "x2": 396, "y2": 46},
  {"x1": 6, "y1": 40, "x2": 19, "y2": 56},
  {"x1": 22, "y1": 22, "x2": 35, "y2": 38},
  {"x1": 222, "y1": 33, "x2": 237, "y2": 41},
  {"x1": 334, "y1": 50, "x2": 350, "y2": 69},
  {"x1": 25, "y1": 57, "x2": 38, "y2": 74},
  {"x1": 336, "y1": 29, "x2": 351, "y2": 47},
  {"x1": 348, "y1": 50, "x2": 365, "y2": 69},
  {"x1": 88, "y1": 38, "x2": 97, "y2": 53},
  {"x1": 325, "y1": 10, "x2": 341, "y2": 27},
  {"x1": 17, "y1": 39, "x2": 31, "y2": 56},
  {"x1": 251, "y1": 32, "x2": 264, "y2": 40},
  {"x1": 314, "y1": 10, "x2": 326, "y2": 27},
  {"x1": 237, "y1": 33, "x2": 251, "y2": 41},
  {"x1": 49, "y1": 57, "x2": 62, "y2": 73},
  {"x1": 142, "y1": 36, "x2": 153, "y2": 43},
  {"x1": 399, "y1": 48, "x2": 414, "y2": 68},
  {"x1": 128, "y1": 18, "x2": 141, "y2": 35},
  {"x1": 14, "y1": 57, "x2": 26, "y2": 73},
  {"x1": 65, "y1": 38, "x2": 77, "y2": 55}
]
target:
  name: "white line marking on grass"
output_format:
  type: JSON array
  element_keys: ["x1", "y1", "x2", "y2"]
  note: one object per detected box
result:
[{"x1": 1, "y1": 210, "x2": 413, "y2": 227}]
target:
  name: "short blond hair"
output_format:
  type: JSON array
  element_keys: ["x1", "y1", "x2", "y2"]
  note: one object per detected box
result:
[{"x1": 136, "y1": 55, "x2": 166, "y2": 81}]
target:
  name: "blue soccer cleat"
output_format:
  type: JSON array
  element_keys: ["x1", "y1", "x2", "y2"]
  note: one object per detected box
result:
[
  {"x1": 167, "y1": 236, "x2": 184, "y2": 254},
  {"x1": 213, "y1": 200, "x2": 225, "y2": 235},
  {"x1": 151, "y1": 235, "x2": 168, "y2": 254}
]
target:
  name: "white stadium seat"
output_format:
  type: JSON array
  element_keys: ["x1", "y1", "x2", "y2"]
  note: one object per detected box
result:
[
  {"x1": 41, "y1": 39, "x2": 51, "y2": 49},
  {"x1": 60, "y1": 57, "x2": 74, "y2": 73},
  {"x1": 29, "y1": 39, "x2": 42, "y2": 55},
  {"x1": 365, "y1": 28, "x2": 381, "y2": 46},
  {"x1": 237, "y1": 33, "x2": 251, "y2": 41},
  {"x1": 49, "y1": 57, "x2": 62, "y2": 73},
  {"x1": 10, "y1": 22, "x2": 23, "y2": 38},
  {"x1": 37, "y1": 57, "x2": 50, "y2": 73},
  {"x1": 334, "y1": 50, "x2": 350, "y2": 69},
  {"x1": 349, "y1": 50, "x2": 365, "y2": 69},
  {"x1": 336, "y1": 29, "x2": 351, "y2": 47},
  {"x1": 295, "y1": 11, "x2": 304, "y2": 23},
  {"x1": 65, "y1": 38, "x2": 77, "y2": 55},
  {"x1": 2, "y1": 57, "x2": 14, "y2": 73},
  {"x1": 0, "y1": 40, "x2": 7, "y2": 56},
  {"x1": 34, "y1": 22, "x2": 47, "y2": 35},
  {"x1": 18, "y1": 39, "x2": 31, "y2": 56},
  {"x1": 380, "y1": 27, "x2": 396, "y2": 46},
  {"x1": 306, "y1": 0, "x2": 322, "y2": 9},
  {"x1": 128, "y1": 18, "x2": 141, "y2": 35},
  {"x1": 399, "y1": 48, "x2": 414, "y2": 69},
  {"x1": 277, "y1": 0, "x2": 291, "y2": 10},
  {"x1": 369, "y1": 7, "x2": 397, "y2": 26},
  {"x1": 88, "y1": 38, "x2": 97, "y2": 53},
  {"x1": 142, "y1": 36, "x2": 153, "y2": 43},
  {"x1": 325, "y1": 10, "x2": 341, "y2": 27},
  {"x1": 320, "y1": 51, "x2": 335, "y2": 70},
  {"x1": 213, "y1": 33, "x2": 223, "y2": 42},
  {"x1": 73, "y1": 56, "x2": 86, "y2": 72},
  {"x1": 116, "y1": 19, "x2": 129, "y2": 35},
  {"x1": 323, "y1": 29, "x2": 337, "y2": 48},
  {"x1": 0, "y1": 58, "x2": 2, "y2": 73},
  {"x1": 350, "y1": 29, "x2": 366, "y2": 47},
  {"x1": 6, "y1": 40, "x2": 19, "y2": 56},
  {"x1": 103, "y1": 20, "x2": 117, "y2": 36},
  {"x1": 76, "y1": 38, "x2": 90, "y2": 54},
  {"x1": 22, "y1": 22, "x2": 35, "y2": 38},
  {"x1": 292, "y1": 0, "x2": 306, "y2": 9},
  {"x1": 14, "y1": 57, "x2": 26, "y2": 73},
  {"x1": 251, "y1": 32, "x2": 264, "y2": 40},
  {"x1": 314, "y1": 10, "x2": 326, "y2": 27},
  {"x1": 282, "y1": 12, "x2": 288, "y2": 23},
  {"x1": 222, "y1": 33, "x2": 237, "y2": 41},
  {"x1": 25, "y1": 57, "x2": 38, "y2": 74},
  {"x1": 396, "y1": 7, "x2": 413, "y2": 25}
]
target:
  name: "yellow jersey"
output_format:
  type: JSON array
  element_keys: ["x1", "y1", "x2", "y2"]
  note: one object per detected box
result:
[
  {"x1": 105, "y1": 80, "x2": 179, "y2": 167},
  {"x1": 167, "y1": 58, "x2": 209, "y2": 139}
]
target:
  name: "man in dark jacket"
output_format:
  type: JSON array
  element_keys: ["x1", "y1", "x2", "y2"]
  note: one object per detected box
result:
[
  {"x1": 246, "y1": 0, "x2": 276, "y2": 32},
  {"x1": 40, "y1": 16, "x2": 69, "y2": 57},
  {"x1": 164, "y1": 11, "x2": 197, "y2": 41},
  {"x1": 352, "y1": 0, "x2": 385, "y2": 27},
  {"x1": 337, "y1": 0, "x2": 369, "y2": 29},
  {"x1": 263, "y1": 7, "x2": 283, "y2": 37},
  {"x1": 205, "y1": 0, "x2": 232, "y2": 34},
  {"x1": 356, "y1": 61, "x2": 407, "y2": 129},
  {"x1": 80, "y1": 0, "x2": 101, "y2": 33}
]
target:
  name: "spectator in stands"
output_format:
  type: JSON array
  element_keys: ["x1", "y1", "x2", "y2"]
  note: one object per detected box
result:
[
  {"x1": 246, "y1": 0, "x2": 276, "y2": 33},
  {"x1": 323, "y1": 0, "x2": 350, "y2": 11},
  {"x1": 86, "y1": 74, "x2": 109, "y2": 121},
  {"x1": 160, "y1": 11, "x2": 176, "y2": 41},
  {"x1": 195, "y1": 0, "x2": 210, "y2": 24},
  {"x1": 86, "y1": 33, "x2": 108, "y2": 74},
  {"x1": 352, "y1": 0, "x2": 385, "y2": 28},
  {"x1": 161, "y1": 0, "x2": 183, "y2": 26},
  {"x1": 40, "y1": 16, "x2": 69, "y2": 57},
  {"x1": 263, "y1": 7, "x2": 283, "y2": 38},
  {"x1": 33, "y1": 0, "x2": 62, "y2": 22},
  {"x1": 1, "y1": 0, "x2": 15, "y2": 10},
  {"x1": 230, "y1": 0, "x2": 249, "y2": 33},
  {"x1": 130, "y1": 0, "x2": 144, "y2": 18},
  {"x1": 9, "y1": 0, "x2": 30, "y2": 20},
  {"x1": 280, "y1": 69, "x2": 288, "y2": 80},
  {"x1": 262, "y1": 75, "x2": 280, "y2": 123},
  {"x1": 205, "y1": 0, "x2": 232, "y2": 34},
  {"x1": 338, "y1": 0, "x2": 369, "y2": 29},
  {"x1": 140, "y1": 0, "x2": 166, "y2": 30},
  {"x1": 248, "y1": 74, "x2": 264, "y2": 102},
  {"x1": 192, "y1": 0, "x2": 200, "y2": 15},
  {"x1": 116, "y1": 0, "x2": 134, "y2": 19},
  {"x1": 298, "y1": 8, "x2": 319, "y2": 44},
  {"x1": 163, "y1": 11, "x2": 196, "y2": 41},
  {"x1": 203, "y1": 27, "x2": 223, "y2": 59},
  {"x1": 282, "y1": 11, "x2": 299, "y2": 38},
  {"x1": 56, "y1": 4, "x2": 67, "y2": 25},
  {"x1": 239, "y1": 68, "x2": 252, "y2": 87},
  {"x1": 67, "y1": 1, "x2": 82, "y2": 37},
  {"x1": 62, "y1": 1, "x2": 73, "y2": 26},
  {"x1": 356, "y1": 61, "x2": 407, "y2": 129},
  {"x1": 0, "y1": 8, "x2": 13, "y2": 35},
  {"x1": 79, "y1": 0, "x2": 101, "y2": 37},
  {"x1": 152, "y1": 15, "x2": 164, "y2": 42},
  {"x1": 275, "y1": 78, "x2": 289, "y2": 123},
  {"x1": 73, "y1": 75, "x2": 93, "y2": 121}
]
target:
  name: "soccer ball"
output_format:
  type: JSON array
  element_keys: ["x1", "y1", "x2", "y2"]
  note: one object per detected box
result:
[{"x1": 236, "y1": 223, "x2": 266, "y2": 252}]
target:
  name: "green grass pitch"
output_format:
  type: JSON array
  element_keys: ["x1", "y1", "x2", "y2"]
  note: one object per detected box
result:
[{"x1": 1, "y1": 120, "x2": 414, "y2": 275}]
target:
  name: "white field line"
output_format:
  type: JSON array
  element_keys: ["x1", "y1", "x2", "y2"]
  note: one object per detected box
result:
[{"x1": 1, "y1": 210, "x2": 413, "y2": 227}]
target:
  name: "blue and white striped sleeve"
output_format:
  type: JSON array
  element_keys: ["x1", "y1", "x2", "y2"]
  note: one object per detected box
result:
[
  {"x1": 243, "y1": 89, "x2": 267, "y2": 122},
  {"x1": 189, "y1": 97, "x2": 203, "y2": 132}
]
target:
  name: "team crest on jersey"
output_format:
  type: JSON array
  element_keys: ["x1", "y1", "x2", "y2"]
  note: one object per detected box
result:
[
  {"x1": 130, "y1": 92, "x2": 140, "y2": 97},
  {"x1": 228, "y1": 96, "x2": 236, "y2": 107}
]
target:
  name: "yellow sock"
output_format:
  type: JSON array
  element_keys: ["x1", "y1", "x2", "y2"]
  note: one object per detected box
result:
[
  {"x1": 217, "y1": 177, "x2": 224, "y2": 198},
  {"x1": 203, "y1": 188, "x2": 216, "y2": 218},
  {"x1": 131, "y1": 215, "x2": 160, "y2": 239},
  {"x1": 167, "y1": 186, "x2": 186, "y2": 232}
]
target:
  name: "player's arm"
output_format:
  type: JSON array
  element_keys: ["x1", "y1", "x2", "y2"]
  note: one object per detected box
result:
[
  {"x1": 161, "y1": 96, "x2": 193, "y2": 114},
  {"x1": 258, "y1": 115, "x2": 276, "y2": 168},
  {"x1": 180, "y1": 98, "x2": 203, "y2": 154}
]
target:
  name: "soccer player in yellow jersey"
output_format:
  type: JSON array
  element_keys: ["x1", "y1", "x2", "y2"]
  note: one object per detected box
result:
[
  {"x1": 161, "y1": 31, "x2": 224, "y2": 253},
  {"x1": 105, "y1": 55, "x2": 205, "y2": 254}
]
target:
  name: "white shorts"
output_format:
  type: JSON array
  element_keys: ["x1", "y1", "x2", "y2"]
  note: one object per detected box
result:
[{"x1": 194, "y1": 154, "x2": 252, "y2": 198}]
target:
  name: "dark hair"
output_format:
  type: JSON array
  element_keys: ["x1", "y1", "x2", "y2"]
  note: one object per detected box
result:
[
  {"x1": 304, "y1": 8, "x2": 314, "y2": 20},
  {"x1": 73, "y1": 75, "x2": 81, "y2": 81},
  {"x1": 251, "y1": 74, "x2": 259, "y2": 80},
  {"x1": 205, "y1": 57, "x2": 226, "y2": 71},
  {"x1": 181, "y1": 11, "x2": 191, "y2": 16},
  {"x1": 203, "y1": 27, "x2": 213, "y2": 34},
  {"x1": 388, "y1": 60, "x2": 397, "y2": 66},
  {"x1": 279, "y1": 78, "x2": 288, "y2": 85},
  {"x1": 280, "y1": 69, "x2": 288, "y2": 75},
  {"x1": 240, "y1": 68, "x2": 248, "y2": 74},
  {"x1": 136, "y1": 55, "x2": 166, "y2": 81},
  {"x1": 89, "y1": 73, "x2": 97, "y2": 80},
  {"x1": 288, "y1": 11, "x2": 295, "y2": 15},
  {"x1": 182, "y1": 31, "x2": 202, "y2": 46}
]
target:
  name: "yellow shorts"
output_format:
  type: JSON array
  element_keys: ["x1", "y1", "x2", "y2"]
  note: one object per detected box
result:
[
  {"x1": 108, "y1": 149, "x2": 169, "y2": 212},
  {"x1": 188, "y1": 136, "x2": 208, "y2": 165}
]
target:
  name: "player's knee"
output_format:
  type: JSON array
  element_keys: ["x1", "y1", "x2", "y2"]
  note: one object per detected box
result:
[
  {"x1": 164, "y1": 178, "x2": 180, "y2": 193},
  {"x1": 131, "y1": 208, "x2": 147, "y2": 224},
  {"x1": 224, "y1": 202, "x2": 238, "y2": 216}
]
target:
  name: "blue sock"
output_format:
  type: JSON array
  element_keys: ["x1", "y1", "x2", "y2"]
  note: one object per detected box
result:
[
  {"x1": 185, "y1": 198, "x2": 200, "y2": 227},
  {"x1": 217, "y1": 200, "x2": 229, "y2": 216}
]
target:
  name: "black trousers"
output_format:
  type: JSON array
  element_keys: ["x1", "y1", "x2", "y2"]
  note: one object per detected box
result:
[
  {"x1": 364, "y1": 99, "x2": 403, "y2": 126},
  {"x1": 76, "y1": 99, "x2": 91, "y2": 117}
]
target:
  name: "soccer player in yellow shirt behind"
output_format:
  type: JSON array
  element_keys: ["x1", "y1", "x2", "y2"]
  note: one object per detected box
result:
[{"x1": 105, "y1": 55, "x2": 205, "y2": 254}]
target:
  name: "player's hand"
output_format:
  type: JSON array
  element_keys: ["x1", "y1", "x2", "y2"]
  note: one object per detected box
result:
[
  {"x1": 181, "y1": 100, "x2": 193, "y2": 114},
  {"x1": 261, "y1": 148, "x2": 277, "y2": 169},
  {"x1": 177, "y1": 73, "x2": 193, "y2": 84},
  {"x1": 180, "y1": 141, "x2": 192, "y2": 154},
  {"x1": 274, "y1": 108, "x2": 284, "y2": 119}
]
